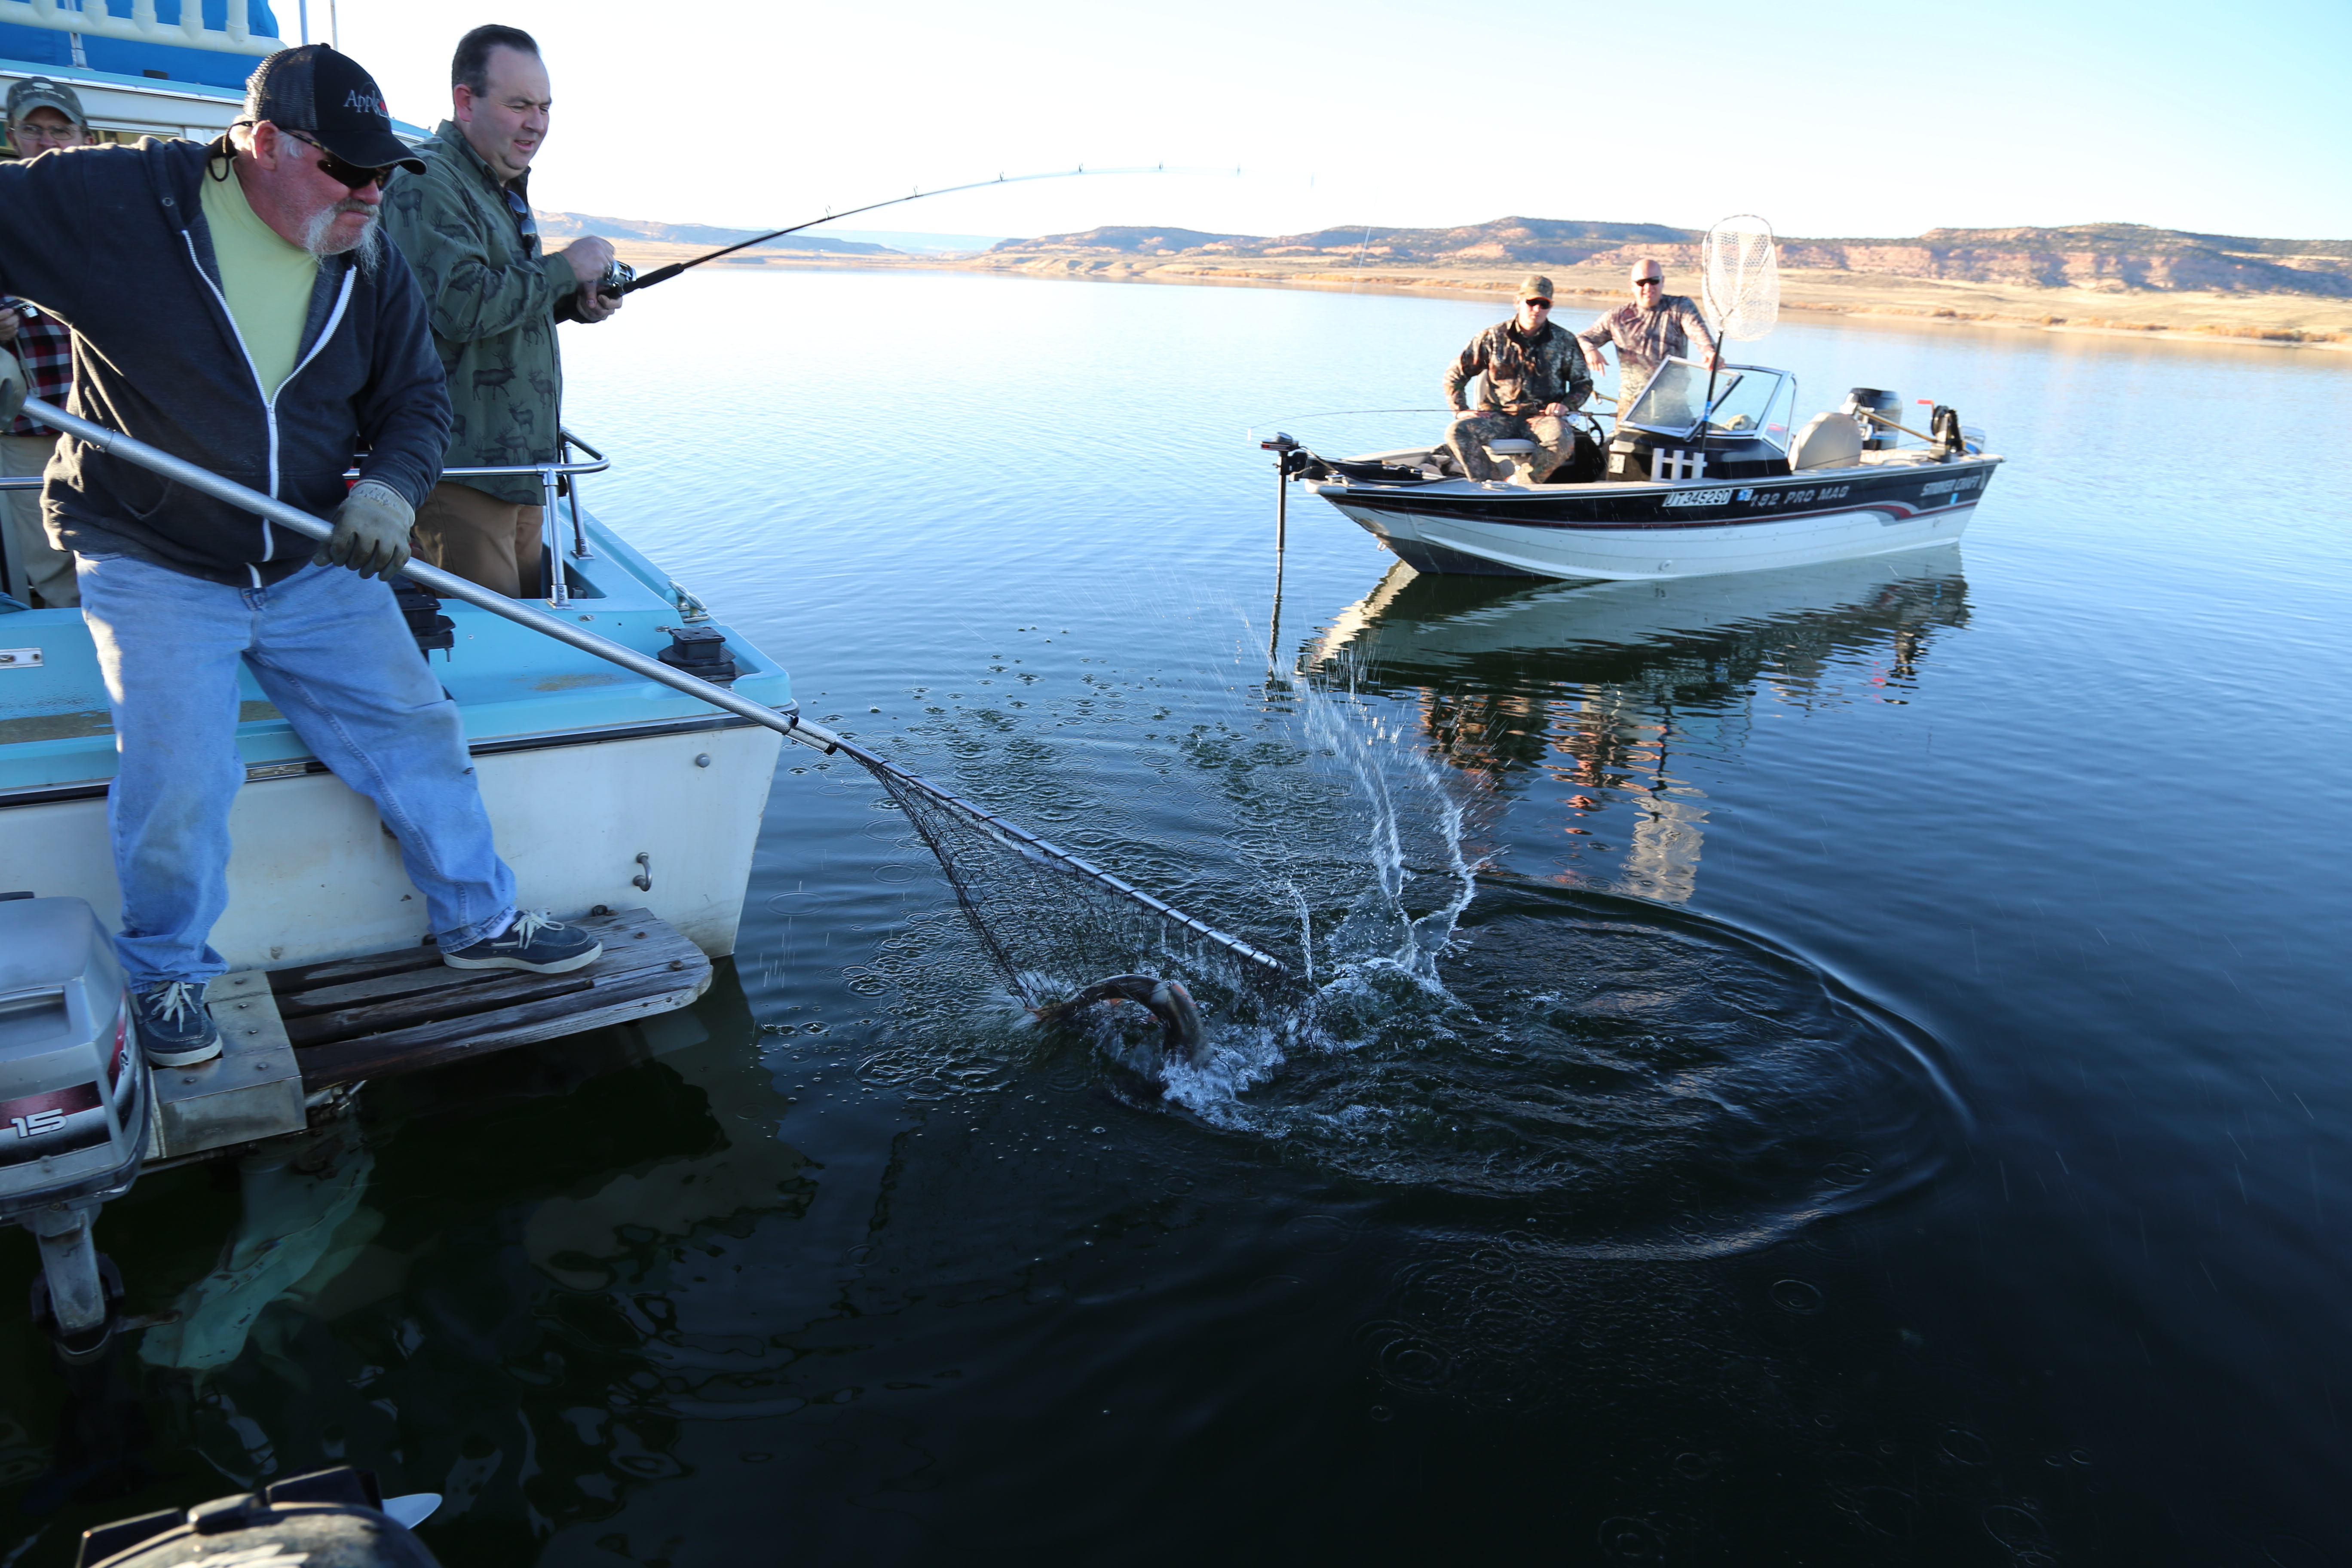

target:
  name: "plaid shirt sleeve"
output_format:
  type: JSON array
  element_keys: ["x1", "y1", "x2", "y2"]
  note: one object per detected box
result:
[{"x1": 3, "y1": 298, "x2": 72, "y2": 436}]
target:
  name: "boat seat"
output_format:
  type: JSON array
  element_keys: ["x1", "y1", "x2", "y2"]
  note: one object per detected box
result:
[{"x1": 1788, "y1": 411, "x2": 1864, "y2": 471}]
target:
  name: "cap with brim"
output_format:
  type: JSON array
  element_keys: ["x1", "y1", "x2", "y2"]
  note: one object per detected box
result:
[
  {"x1": 8, "y1": 77, "x2": 87, "y2": 129},
  {"x1": 1517, "y1": 273, "x2": 1554, "y2": 302},
  {"x1": 245, "y1": 43, "x2": 423, "y2": 172}
]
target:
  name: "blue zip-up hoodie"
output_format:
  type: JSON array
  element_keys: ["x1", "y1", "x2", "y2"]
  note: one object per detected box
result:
[{"x1": 0, "y1": 137, "x2": 450, "y2": 588}]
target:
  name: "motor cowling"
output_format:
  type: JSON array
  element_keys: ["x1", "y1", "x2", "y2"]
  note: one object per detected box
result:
[
  {"x1": 0, "y1": 897, "x2": 144, "y2": 1222},
  {"x1": 1840, "y1": 388, "x2": 1902, "y2": 450}
]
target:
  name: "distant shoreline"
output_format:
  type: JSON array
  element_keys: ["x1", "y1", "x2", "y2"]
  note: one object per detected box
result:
[{"x1": 602, "y1": 239, "x2": 2352, "y2": 356}]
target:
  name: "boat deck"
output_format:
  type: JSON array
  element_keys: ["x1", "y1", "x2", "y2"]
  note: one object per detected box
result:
[{"x1": 148, "y1": 906, "x2": 710, "y2": 1168}]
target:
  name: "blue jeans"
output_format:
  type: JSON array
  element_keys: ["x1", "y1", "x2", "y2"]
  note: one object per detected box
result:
[{"x1": 77, "y1": 554, "x2": 516, "y2": 986}]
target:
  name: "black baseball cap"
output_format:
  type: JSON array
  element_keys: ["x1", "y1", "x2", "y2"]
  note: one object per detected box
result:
[{"x1": 243, "y1": 44, "x2": 423, "y2": 172}]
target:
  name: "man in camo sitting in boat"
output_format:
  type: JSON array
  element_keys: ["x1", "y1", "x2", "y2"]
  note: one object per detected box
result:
[
  {"x1": 1442, "y1": 273, "x2": 1594, "y2": 483},
  {"x1": 1578, "y1": 258, "x2": 1718, "y2": 424},
  {"x1": 0, "y1": 44, "x2": 601, "y2": 1070},
  {"x1": 381, "y1": 24, "x2": 622, "y2": 598}
]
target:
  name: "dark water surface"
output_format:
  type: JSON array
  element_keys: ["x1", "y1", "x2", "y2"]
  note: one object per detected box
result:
[{"x1": 7, "y1": 271, "x2": 2352, "y2": 1565}]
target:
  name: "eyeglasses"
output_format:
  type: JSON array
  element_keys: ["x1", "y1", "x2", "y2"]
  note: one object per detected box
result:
[
  {"x1": 279, "y1": 128, "x2": 395, "y2": 190},
  {"x1": 1635, "y1": 277, "x2": 1663, "y2": 288},
  {"x1": 1523, "y1": 299, "x2": 1552, "y2": 308},
  {"x1": 11, "y1": 122, "x2": 83, "y2": 145}
]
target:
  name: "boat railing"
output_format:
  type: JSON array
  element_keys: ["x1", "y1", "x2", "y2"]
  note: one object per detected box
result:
[
  {"x1": 424, "y1": 429, "x2": 612, "y2": 605},
  {"x1": 0, "y1": 429, "x2": 612, "y2": 607},
  {"x1": 0, "y1": 0, "x2": 281, "y2": 57}
]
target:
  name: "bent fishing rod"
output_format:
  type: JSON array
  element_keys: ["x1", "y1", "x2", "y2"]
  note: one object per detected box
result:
[
  {"x1": 616, "y1": 164, "x2": 1237, "y2": 296},
  {"x1": 21, "y1": 395, "x2": 1289, "y2": 983}
]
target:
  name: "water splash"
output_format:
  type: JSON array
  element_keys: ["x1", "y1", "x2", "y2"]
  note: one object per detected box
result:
[{"x1": 845, "y1": 649, "x2": 1963, "y2": 1256}]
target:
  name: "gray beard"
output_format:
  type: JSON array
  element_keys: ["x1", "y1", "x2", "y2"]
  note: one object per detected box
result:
[{"x1": 299, "y1": 205, "x2": 383, "y2": 276}]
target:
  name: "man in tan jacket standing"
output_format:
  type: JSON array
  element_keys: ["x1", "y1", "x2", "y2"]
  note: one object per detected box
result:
[{"x1": 380, "y1": 23, "x2": 621, "y2": 597}]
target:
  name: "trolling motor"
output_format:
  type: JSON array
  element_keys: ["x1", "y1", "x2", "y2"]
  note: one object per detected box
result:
[
  {"x1": 0, "y1": 896, "x2": 147, "y2": 1361},
  {"x1": 1259, "y1": 430, "x2": 1321, "y2": 478}
]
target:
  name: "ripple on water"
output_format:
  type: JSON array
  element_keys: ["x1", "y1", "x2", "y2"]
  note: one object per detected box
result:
[{"x1": 1176, "y1": 880, "x2": 1967, "y2": 1260}]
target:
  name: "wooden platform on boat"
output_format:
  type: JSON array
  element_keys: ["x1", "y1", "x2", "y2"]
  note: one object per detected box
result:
[
  {"x1": 145, "y1": 908, "x2": 710, "y2": 1167},
  {"x1": 274, "y1": 906, "x2": 711, "y2": 1091}
]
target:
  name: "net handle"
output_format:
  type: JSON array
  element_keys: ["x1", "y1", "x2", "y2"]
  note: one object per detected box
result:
[{"x1": 24, "y1": 391, "x2": 1290, "y2": 993}]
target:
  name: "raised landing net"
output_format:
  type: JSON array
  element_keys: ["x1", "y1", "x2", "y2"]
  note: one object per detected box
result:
[
  {"x1": 833, "y1": 739, "x2": 1291, "y2": 1014},
  {"x1": 1703, "y1": 214, "x2": 1781, "y2": 342}
]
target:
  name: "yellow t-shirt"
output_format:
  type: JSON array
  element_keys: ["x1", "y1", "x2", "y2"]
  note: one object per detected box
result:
[{"x1": 197, "y1": 167, "x2": 320, "y2": 399}]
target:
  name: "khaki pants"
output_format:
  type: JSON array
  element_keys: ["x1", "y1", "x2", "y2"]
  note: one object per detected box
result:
[
  {"x1": 0, "y1": 429, "x2": 75, "y2": 607},
  {"x1": 1447, "y1": 410, "x2": 1578, "y2": 483},
  {"x1": 412, "y1": 481, "x2": 545, "y2": 598}
]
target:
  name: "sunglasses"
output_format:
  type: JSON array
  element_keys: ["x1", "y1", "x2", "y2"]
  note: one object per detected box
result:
[
  {"x1": 1635, "y1": 277, "x2": 1663, "y2": 287},
  {"x1": 280, "y1": 128, "x2": 395, "y2": 190}
]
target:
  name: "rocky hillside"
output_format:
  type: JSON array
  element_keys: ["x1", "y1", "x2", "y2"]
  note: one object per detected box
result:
[{"x1": 990, "y1": 218, "x2": 2352, "y2": 297}]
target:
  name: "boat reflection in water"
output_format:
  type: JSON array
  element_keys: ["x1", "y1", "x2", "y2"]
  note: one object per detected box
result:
[{"x1": 1300, "y1": 548, "x2": 1971, "y2": 901}]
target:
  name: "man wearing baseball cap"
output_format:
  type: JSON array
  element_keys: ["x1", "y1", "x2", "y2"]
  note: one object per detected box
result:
[
  {"x1": 1441, "y1": 273, "x2": 1596, "y2": 483},
  {"x1": 0, "y1": 43, "x2": 600, "y2": 1070},
  {"x1": 0, "y1": 77, "x2": 97, "y2": 607}
]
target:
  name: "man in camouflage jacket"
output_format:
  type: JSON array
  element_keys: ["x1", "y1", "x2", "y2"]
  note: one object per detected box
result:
[
  {"x1": 381, "y1": 24, "x2": 619, "y2": 596},
  {"x1": 1443, "y1": 274, "x2": 1594, "y2": 483}
]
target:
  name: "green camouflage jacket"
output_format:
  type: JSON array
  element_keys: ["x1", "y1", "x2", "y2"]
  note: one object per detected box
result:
[
  {"x1": 1444, "y1": 317, "x2": 1593, "y2": 415},
  {"x1": 380, "y1": 120, "x2": 584, "y2": 505}
]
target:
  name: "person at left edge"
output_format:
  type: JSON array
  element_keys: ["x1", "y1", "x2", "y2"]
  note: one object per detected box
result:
[
  {"x1": 0, "y1": 43, "x2": 603, "y2": 1072},
  {"x1": 0, "y1": 74, "x2": 96, "y2": 609}
]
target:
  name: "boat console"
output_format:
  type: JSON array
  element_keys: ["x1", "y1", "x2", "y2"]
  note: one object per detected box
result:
[{"x1": 1603, "y1": 358, "x2": 1798, "y2": 484}]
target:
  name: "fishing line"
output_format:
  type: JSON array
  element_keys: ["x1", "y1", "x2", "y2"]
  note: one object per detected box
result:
[{"x1": 616, "y1": 164, "x2": 1242, "y2": 295}]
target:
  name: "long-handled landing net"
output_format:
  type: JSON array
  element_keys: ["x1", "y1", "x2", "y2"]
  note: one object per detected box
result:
[{"x1": 21, "y1": 396, "x2": 1292, "y2": 1063}]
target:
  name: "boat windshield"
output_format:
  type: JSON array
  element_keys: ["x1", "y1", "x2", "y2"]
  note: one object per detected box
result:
[{"x1": 1623, "y1": 359, "x2": 1792, "y2": 445}]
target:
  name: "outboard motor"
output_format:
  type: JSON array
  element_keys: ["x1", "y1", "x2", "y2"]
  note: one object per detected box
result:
[
  {"x1": 1840, "y1": 388, "x2": 1902, "y2": 450},
  {"x1": 74, "y1": 1466, "x2": 443, "y2": 1568},
  {"x1": 0, "y1": 895, "x2": 147, "y2": 1357}
]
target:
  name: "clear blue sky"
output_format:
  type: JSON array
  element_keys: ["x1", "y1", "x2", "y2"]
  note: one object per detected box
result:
[{"x1": 334, "y1": 0, "x2": 2350, "y2": 242}]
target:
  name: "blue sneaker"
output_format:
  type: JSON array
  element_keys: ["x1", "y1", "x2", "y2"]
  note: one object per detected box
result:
[
  {"x1": 132, "y1": 980, "x2": 222, "y2": 1068},
  {"x1": 443, "y1": 911, "x2": 603, "y2": 975}
]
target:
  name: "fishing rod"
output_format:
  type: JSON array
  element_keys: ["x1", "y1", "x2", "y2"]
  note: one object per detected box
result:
[{"x1": 614, "y1": 164, "x2": 1236, "y2": 295}]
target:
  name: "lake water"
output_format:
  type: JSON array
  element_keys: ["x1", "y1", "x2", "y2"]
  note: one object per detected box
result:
[{"x1": 7, "y1": 269, "x2": 2352, "y2": 1566}]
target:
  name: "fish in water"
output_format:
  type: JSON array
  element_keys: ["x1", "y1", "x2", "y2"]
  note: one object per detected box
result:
[{"x1": 1036, "y1": 974, "x2": 1202, "y2": 1062}]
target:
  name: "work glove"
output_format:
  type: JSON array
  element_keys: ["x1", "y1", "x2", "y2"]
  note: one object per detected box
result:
[
  {"x1": 316, "y1": 480, "x2": 413, "y2": 580},
  {"x1": 0, "y1": 346, "x2": 24, "y2": 426}
]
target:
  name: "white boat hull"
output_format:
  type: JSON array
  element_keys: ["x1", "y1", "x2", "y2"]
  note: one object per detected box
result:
[
  {"x1": 1327, "y1": 494, "x2": 1980, "y2": 581},
  {"x1": 3, "y1": 723, "x2": 780, "y2": 970}
]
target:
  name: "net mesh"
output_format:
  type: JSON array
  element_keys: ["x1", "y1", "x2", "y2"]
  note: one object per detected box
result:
[
  {"x1": 842, "y1": 744, "x2": 1292, "y2": 1014},
  {"x1": 1703, "y1": 214, "x2": 1780, "y2": 342}
]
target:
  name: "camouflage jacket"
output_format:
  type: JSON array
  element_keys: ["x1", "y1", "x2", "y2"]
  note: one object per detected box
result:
[
  {"x1": 1443, "y1": 317, "x2": 1593, "y2": 414},
  {"x1": 380, "y1": 121, "x2": 586, "y2": 505},
  {"x1": 1576, "y1": 294, "x2": 1716, "y2": 379}
]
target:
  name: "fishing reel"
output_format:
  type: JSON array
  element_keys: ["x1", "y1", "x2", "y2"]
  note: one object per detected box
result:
[{"x1": 597, "y1": 258, "x2": 636, "y2": 299}]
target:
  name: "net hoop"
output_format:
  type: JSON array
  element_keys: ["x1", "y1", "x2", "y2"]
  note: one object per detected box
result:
[{"x1": 1703, "y1": 214, "x2": 1780, "y2": 343}]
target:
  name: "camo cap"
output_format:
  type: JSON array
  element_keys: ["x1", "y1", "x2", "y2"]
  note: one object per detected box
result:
[
  {"x1": 243, "y1": 43, "x2": 422, "y2": 172},
  {"x1": 7, "y1": 77, "x2": 86, "y2": 129},
  {"x1": 1518, "y1": 273, "x2": 1554, "y2": 302}
]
